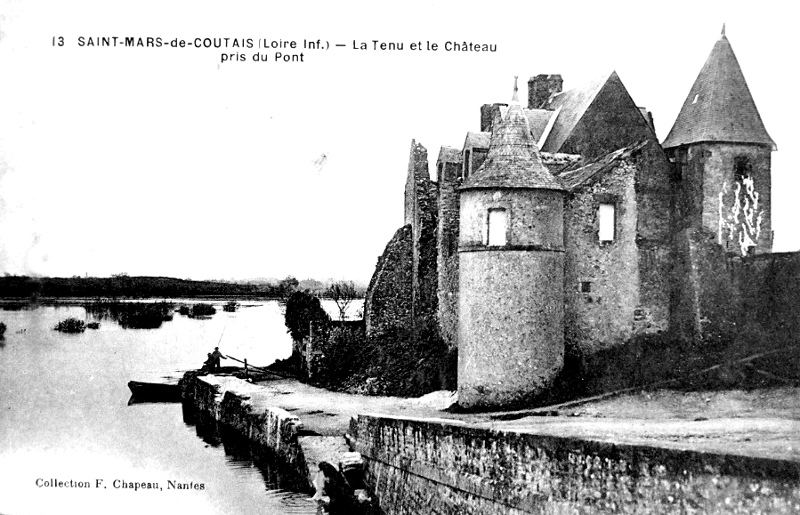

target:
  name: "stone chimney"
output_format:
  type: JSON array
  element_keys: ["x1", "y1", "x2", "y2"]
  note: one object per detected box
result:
[{"x1": 528, "y1": 74, "x2": 563, "y2": 109}]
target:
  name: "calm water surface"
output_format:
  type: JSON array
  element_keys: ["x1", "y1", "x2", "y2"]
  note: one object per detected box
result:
[{"x1": 0, "y1": 300, "x2": 334, "y2": 515}]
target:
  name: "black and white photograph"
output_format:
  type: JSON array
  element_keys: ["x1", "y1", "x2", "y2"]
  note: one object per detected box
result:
[{"x1": 1, "y1": 1, "x2": 798, "y2": 513}]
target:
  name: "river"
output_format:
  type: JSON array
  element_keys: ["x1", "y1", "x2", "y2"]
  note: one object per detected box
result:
[{"x1": 0, "y1": 299, "x2": 356, "y2": 515}]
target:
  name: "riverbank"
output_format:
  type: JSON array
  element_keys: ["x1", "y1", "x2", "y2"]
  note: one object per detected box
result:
[{"x1": 181, "y1": 369, "x2": 800, "y2": 514}]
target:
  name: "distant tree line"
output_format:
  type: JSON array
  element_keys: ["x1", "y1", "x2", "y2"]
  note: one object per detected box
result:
[{"x1": 0, "y1": 274, "x2": 335, "y2": 299}]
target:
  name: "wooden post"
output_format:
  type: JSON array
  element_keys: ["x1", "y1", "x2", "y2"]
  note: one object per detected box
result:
[{"x1": 244, "y1": 358, "x2": 249, "y2": 380}]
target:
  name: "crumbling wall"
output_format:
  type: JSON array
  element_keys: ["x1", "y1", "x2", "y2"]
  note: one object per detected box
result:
[
  {"x1": 406, "y1": 142, "x2": 438, "y2": 332},
  {"x1": 364, "y1": 226, "x2": 413, "y2": 339}
]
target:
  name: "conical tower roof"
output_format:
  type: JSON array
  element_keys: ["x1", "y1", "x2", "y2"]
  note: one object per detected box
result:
[
  {"x1": 463, "y1": 78, "x2": 563, "y2": 191},
  {"x1": 663, "y1": 27, "x2": 775, "y2": 150}
]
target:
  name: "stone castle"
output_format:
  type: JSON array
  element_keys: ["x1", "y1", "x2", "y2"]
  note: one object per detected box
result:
[{"x1": 363, "y1": 28, "x2": 797, "y2": 409}]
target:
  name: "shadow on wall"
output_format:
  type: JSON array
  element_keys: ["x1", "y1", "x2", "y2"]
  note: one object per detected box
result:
[{"x1": 542, "y1": 324, "x2": 799, "y2": 409}]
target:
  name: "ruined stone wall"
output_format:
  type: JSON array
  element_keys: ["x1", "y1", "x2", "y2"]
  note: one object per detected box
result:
[
  {"x1": 364, "y1": 225, "x2": 413, "y2": 339},
  {"x1": 406, "y1": 141, "x2": 439, "y2": 333},
  {"x1": 437, "y1": 161, "x2": 461, "y2": 350},
  {"x1": 354, "y1": 414, "x2": 800, "y2": 515},
  {"x1": 563, "y1": 163, "x2": 642, "y2": 356}
]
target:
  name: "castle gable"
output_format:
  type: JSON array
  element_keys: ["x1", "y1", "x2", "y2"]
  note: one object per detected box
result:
[
  {"x1": 663, "y1": 31, "x2": 775, "y2": 150},
  {"x1": 540, "y1": 73, "x2": 608, "y2": 154},
  {"x1": 541, "y1": 72, "x2": 658, "y2": 160}
]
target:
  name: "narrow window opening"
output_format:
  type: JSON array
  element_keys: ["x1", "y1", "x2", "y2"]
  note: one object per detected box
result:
[
  {"x1": 598, "y1": 203, "x2": 616, "y2": 243},
  {"x1": 734, "y1": 155, "x2": 752, "y2": 182},
  {"x1": 464, "y1": 150, "x2": 471, "y2": 180},
  {"x1": 487, "y1": 208, "x2": 507, "y2": 246},
  {"x1": 579, "y1": 281, "x2": 592, "y2": 293}
]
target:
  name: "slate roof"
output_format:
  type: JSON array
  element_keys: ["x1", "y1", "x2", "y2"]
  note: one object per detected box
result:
[
  {"x1": 464, "y1": 132, "x2": 490, "y2": 149},
  {"x1": 462, "y1": 94, "x2": 563, "y2": 191},
  {"x1": 539, "y1": 72, "x2": 614, "y2": 153},
  {"x1": 662, "y1": 33, "x2": 775, "y2": 150},
  {"x1": 437, "y1": 146, "x2": 461, "y2": 164},
  {"x1": 556, "y1": 140, "x2": 647, "y2": 191}
]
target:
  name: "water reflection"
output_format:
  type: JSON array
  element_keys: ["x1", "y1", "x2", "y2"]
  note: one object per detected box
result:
[
  {"x1": 0, "y1": 301, "x2": 317, "y2": 515},
  {"x1": 183, "y1": 404, "x2": 320, "y2": 514}
]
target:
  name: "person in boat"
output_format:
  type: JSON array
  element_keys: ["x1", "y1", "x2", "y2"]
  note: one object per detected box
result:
[
  {"x1": 210, "y1": 347, "x2": 226, "y2": 371},
  {"x1": 200, "y1": 353, "x2": 214, "y2": 373}
]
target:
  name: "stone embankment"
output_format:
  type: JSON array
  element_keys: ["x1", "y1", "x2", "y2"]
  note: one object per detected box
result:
[
  {"x1": 180, "y1": 371, "x2": 355, "y2": 498},
  {"x1": 180, "y1": 371, "x2": 800, "y2": 514}
]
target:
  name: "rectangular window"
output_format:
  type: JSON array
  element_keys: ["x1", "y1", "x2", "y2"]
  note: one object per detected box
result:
[
  {"x1": 598, "y1": 203, "x2": 615, "y2": 243},
  {"x1": 464, "y1": 150, "x2": 471, "y2": 180},
  {"x1": 579, "y1": 281, "x2": 591, "y2": 293},
  {"x1": 487, "y1": 208, "x2": 507, "y2": 246}
]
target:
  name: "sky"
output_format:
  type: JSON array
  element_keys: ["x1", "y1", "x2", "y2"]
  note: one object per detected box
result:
[{"x1": 0, "y1": 0, "x2": 797, "y2": 283}]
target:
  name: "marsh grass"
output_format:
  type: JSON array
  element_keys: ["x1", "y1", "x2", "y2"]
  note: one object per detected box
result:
[{"x1": 190, "y1": 303, "x2": 216, "y2": 318}]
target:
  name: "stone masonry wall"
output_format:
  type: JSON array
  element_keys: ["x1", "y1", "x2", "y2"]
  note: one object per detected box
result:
[
  {"x1": 564, "y1": 162, "x2": 641, "y2": 356},
  {"x1": 670, "y1": 227, "x2": 740, "y2": 341},
  {"x1": 703, "y1": 143, "x2": 772, "y2": 256},
  {"x1": 458, "y1": 188, "x2": 565, "y2": 409},
  {"x1": 732, "y1": 251, "x2": 800, "y2": 338},
  {"x1": 181, "y1": 374, "x2": 308, "y2": 481},
  {"x1": 669, "y1": 143, "x2": 772, "y2": 257},
  {"x1": 459, "y1": 250, "x2": 564, "y2": 409},
  {"x1": 407, "y1": 141, "x2": 439, "y2": 332},
  {"x1": 354, "y1": 414, "x2": 800, "y2": 515},
  {"x1": 364, "y1": 225, "x2": 413, "y2": 339},
  {"x1": 437, "y1": 160, "x2": 461, "y2": 351}
]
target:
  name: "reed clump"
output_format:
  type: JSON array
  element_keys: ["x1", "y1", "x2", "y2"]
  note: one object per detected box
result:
[
  {"x1": 83, "y1": 301, "x2": 174, "y2": 329},
  {"x1": 54, "y1": 317, "x2": 86, "y2": 333}
]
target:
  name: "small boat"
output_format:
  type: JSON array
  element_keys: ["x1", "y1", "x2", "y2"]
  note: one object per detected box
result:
[{"x1": 127, "y1": 380, "x2": 181, "y2": 402}]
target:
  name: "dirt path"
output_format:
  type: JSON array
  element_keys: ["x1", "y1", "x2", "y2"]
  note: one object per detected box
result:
[{"x1": 234, "y1": 374, "x2": 800, "y2": 462}]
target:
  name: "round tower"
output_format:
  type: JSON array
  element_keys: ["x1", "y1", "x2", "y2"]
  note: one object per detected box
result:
[{"x1": 457, "y1": 79, "x2": 565, "y2": 410}]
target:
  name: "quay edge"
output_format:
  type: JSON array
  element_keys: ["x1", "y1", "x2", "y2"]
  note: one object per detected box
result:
[{"x1": 180, "y1": 372, "x2": 800, "y2": 514}]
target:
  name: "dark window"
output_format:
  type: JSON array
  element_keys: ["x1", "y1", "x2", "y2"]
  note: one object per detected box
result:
[
  {"x1": 579, "y1": 281, "x2": 592, "y2": 293},
  {"x1": 734, "y1": 155, "x2": 752, "y2": 182},
  {"x1": 464, "y1": 150, "x2": 471, "y2": 179}
]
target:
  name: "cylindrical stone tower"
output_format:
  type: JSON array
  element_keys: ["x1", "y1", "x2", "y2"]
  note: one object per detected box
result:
[{"x1": 457, "y1": 80, "x2": 565, "y2": 410}]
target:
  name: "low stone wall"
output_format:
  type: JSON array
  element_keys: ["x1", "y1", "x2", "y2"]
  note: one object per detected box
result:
[
  {"x1": 353, "y1": 414, "x2": 800, "y2": 515},
  {"x1": 180, "y1": 373, "x2": 310, "y2": 489}
]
